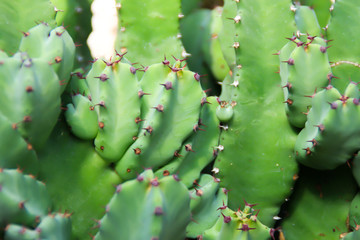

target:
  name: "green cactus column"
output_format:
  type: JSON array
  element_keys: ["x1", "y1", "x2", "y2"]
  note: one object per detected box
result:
[
  {"x1": 327, "y1": 0, "x2": 360, "y2": 93},
  {"x1": 115, "y1": 0, "x2": 186, "y2": 66},
  {"x1": 280, "y1": 165, "x2": 357, "y2": 239},
  {"x1": 214, "y1": 0, "x2": 298, "y2": 226},
  {"x1": 0, "y1": 0, "x2": 56, "y2": 53},
  {"x1": 94, "y1": 169, "x2": 191, "y2": 240}
]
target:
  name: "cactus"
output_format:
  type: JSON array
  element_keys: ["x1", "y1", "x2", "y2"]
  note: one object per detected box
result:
[
  {"x1": 5, "y1": 213, "x2": 72, "y2": 240},
  {"x1": 279, "y1": 35, "x2": 331, "y2": 128},
  {"x1": 3, "y1": 0, "x2": 360, "y2": 239},
  {"x1": 37, "y1": 121, "x2": 120, "y2": 238},
  {"x1": 201, "y1": 200, "x2": 275, "y2": 240},
  {"x1": 114, "y1": 0, "x2": 186, "y2": 66},
  {"x1": 327, "y1": 0, "x2": 360, "y2": 92},
  {"x1": 19, "y1": 23, "x2": 76, "y2": 92},
  {"x1": 294, "y1": 82, "x2": 360, "y2": 170},
  {"x1": 214, "y1": 0, "x2": 299, "y2": 226},
  {"x1": 280, "y1": 165, "x2": 357, "y2": 239},
  {"x1": 0, "y1": 0, "x2": 56, "y2": 53},
  {"x1": 65, "y1": 54, "x2": 207, "y2": 181},
  {"x1": 93, "y1": 169, "x2": 191, "y2": 240},
  {"x1": 50, "y1": 0, "x2": 93, "y2": 66},
  {"x1": 186, "y1": 174, "x2": 228, "y2": 238},
  {"x1": 0, "y1": 169, "x2": 51, "y2": 229},
  {"x1": 0, "y1": 169, "x2": 72, "y2": 239}
]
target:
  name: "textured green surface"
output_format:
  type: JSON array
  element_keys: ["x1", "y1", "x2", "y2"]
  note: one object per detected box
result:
[
  {"x1": 0, "y1": 0, "x2": 55, "y2": 53},
  {"x1": 116, "y1": 0, "x2": 184, "y2": 66},
  {"x1": 202, "y1": 201, "x2": 272, "y2": 240},
  {"x1": 94, "y1": 169, "x2": 191, "y2": 240},
  {"x1": 175, "y1": 96, "x2": 220, "y2": 187},
  {"x1": 186, "y1": 175, "x2": 228, "y2": 238},
  {"x1": 0, "y1": 55, "x2": 61, "y2": 151},
  {"x1": 215, "y1": 0, "x2": 298, "y2": 226},
  {"x1": 217, "y1": 0, "x2": 237, "y2": 70},
  {"x1": 5, "y1": 213, "x2": 72, "y2": 240},
  {"x1": 38, "y1": 122, "x2": 120, "y2": 239},
  {"x1": 294, "y1": 4, "x2": 322, "y2": 37},
  {"x1": 0, "y1": 169, "x2": 51, "y2": 229},
  {"x1": 180, "y1": 8, "x2": 213, "y2": 90},
  {"x1": 279, "y1": 37, "x2": 331, "y2": 128},
  {"x1": 300, "y1": 0, "x2": 332, "y2": 28},
  {"x1": 202, "y1": 7, "x2": 230, "y2": 81},
  {"x1": 50, "y1": 0, "x2": 92, "y2": 66},
  {"x1": 281, "y1": 165, "x2": 357, "y2": 239},
  {"x1": 19, "y1": 24, "x2": 75, "y2": 93},
  {"x1": 116, "y1": 62, "x2": 205, "y2": 180},
  {"x1": 349, "y1": 192, "x2": 360, "y2": 230},
  {"x1": 295, "y1": 82, "x2": 360, "y2": 170},
  {"x1": 0, "y1": 113, "x2": 38, "y2": 173},
  {"x1": 327, "y1": 0, "x2": 360, "y2": 93}
]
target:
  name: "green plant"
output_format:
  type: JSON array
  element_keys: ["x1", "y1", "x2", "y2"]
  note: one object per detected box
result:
[{"x1": 1, "y1": 0, "x2": 360, "y2": 239}]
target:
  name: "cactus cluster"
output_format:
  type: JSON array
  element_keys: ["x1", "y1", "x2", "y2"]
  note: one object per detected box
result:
[{"x1": 2, "y1": 0, "x2": 360, "y2": 239}]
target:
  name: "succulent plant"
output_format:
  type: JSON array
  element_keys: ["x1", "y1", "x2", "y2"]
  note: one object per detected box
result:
[{"x1": 2, "y1": 0, "x2": 360, "y2": 239}]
